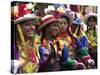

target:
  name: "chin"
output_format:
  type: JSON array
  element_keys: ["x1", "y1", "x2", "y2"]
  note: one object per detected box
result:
[
  {"x1": 61, "y1": 31, "x2": 65, "y2": 33},
  {"x1": 52, "y1": 33, "x2": 57, "y2": 36},
  {"x1": 60, "y1": 29, "x2": 65, "y2": 32}
]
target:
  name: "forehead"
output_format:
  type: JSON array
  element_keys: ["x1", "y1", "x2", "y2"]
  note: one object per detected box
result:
[
  {"x1": 21, "y1": 19, "x2": 37, "y2": 24},
  {"x1": 49, "y1": 21, "x2": 59, "y2": 26},
  {"x1": 89, "y1": 18, "x2": 95, "y2": 20},
  {"x1": 88, "y1": 16, "x2": 96, "y2": 21},
  {"x1": 25, "y1": 19, "x2": 35, "y2": 23},
  {"x1": 60, "y1": 18, "x2": 68, "y2": 23}
]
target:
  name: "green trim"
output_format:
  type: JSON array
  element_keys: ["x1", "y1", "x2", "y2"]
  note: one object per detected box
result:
[
  {"x1": 67, "y1": 58, "x2": 76, "y2": 66},
  {"x1": 77, "y1": 47, "x2": 89, "y2": 59}
]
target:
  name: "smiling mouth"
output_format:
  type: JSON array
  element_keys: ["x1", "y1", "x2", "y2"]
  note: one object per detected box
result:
[
  {"x1": 27, "y1": 31, "x2": 33, "y2": 34},
  {"x1": 52, "y1": 30, "x2": 59, "y2": 34},
  {"x1": 61, "y1": 28, "x2": 65, "y2": 30}
]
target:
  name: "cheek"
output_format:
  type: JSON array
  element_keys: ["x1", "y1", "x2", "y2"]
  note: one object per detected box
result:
[
  {"x1": 88, "y1": 22, "x2": 95, "y2": 28},
  {"x1": 48, "y1": 27, "x2": 54, "y2": 34},
  {"x1": 32, "y1": 26, "x2": 35, "y2": 30},
  {"x1": 48, "y1": 26, "x2": 53, "y2": 31},
  {"x1": 93, "y1": 22, "x2": 96, "y2": 25},
  {"x1": 60, "y1": 24, "x2": 68, "y2": 30},
  {"x1": 65, "y1": 24, "x2": 68, "y2": 28},
  {"x1": 48, "y1": 28, "x2": 53, "y2": 33},
  {"x1": 88, "y1": 21, "x2": 93, "y2": 25},
  {"x1": 21, "y1": 26, "x2": 30, "y2": 34}
]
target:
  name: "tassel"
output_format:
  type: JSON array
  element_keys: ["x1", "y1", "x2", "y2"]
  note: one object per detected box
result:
[
  {"x1": 17, "y1": 24, "x2": 25, "y2": 45},
  {"x1": 74, "y1": 26, "x2": 79, "y2": 35},
  {"x1": 17, "y1": 24, "x2": 30, "y2": 59},
  {"x1": 28, "y1": 47, "x2": 37, "y2": 63}
]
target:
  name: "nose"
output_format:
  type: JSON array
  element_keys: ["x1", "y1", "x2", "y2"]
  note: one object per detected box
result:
[
  {"x1": 32, "y1": 26, "x2": 35, "y2": 30},
  {"x1": 61, "y1": 24, "x2": 65, "y2": 27},
  {"x1": 30, "y1": 24, "x2": 35, "y2": 30}
]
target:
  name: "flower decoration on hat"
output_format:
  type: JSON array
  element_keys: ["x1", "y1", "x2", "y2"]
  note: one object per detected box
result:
[
  {"x1": 57, "y1": 6, "x2": 66, "y2": 13},
  {"x1": 44, "y1": 5, "x2": 55, "y2": 14},
  {"x1": 12, "y1": 3, "x2": 39, "y2": 24},
  {"x1": 18, "y1": 4, "x2": 31, "y2": 17}
]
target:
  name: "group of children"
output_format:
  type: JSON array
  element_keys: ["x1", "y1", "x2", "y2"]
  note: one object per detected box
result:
[{"x1": 11, "y1": 3, "x2": 97, "y2": 73}]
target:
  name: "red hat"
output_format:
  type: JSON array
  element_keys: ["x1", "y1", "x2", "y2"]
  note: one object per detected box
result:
[
  {"x1": 39, "y1": 15, "x2": 61, "y2": 29},
  {"x1": 13, "y1": 4, "x2": 39, "y2": 24}
]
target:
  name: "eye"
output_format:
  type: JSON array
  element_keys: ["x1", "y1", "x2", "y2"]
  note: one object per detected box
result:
[
  {"x1": 56, "y1": 23, "x2": 58, "y2": 26},
  {"x1": 32, "y1": 20, "x2": 38, "y2": 26},
  {"x1": 59, "y1": 22, "x2": 63, "y2": 25},
  {"x1": 32, "y1": 22, "x2": 36, "y2": 26},
  {"x1": 64, "y1": 22, "x2": 67, "y2": 24},
  {"x1": 24, "y1": 23, "x2": 30, "y2": 26}
]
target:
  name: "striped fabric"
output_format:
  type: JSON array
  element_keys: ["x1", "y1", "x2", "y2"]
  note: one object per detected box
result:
[
  {"x1": 61, "y1": 34, "x2": 75, "y2": 59},
  {"x1": 86, "y1": 30, "x2": 97, "y2": 48},
  {"x1": 17, "y1": 42, "x2": 39, "y2": 73}
]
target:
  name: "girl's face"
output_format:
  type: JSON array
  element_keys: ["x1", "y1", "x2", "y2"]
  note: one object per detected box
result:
[
  {"x1": 46, "y1": 22, "x2": 59, "y2": 36},
  {"x1": 88, "y1": 18, "x2": 96, "y2": 29},
  {"x1": 59, "y1": 18, "x2": 69, "y2": 33},
  {"x1": 21, "y1": 19, "x2": 36, "y2": 38}
]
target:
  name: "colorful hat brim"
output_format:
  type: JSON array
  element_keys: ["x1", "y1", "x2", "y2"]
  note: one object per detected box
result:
[
  {"x1": 73, "y1": 21, "x2": 83, "y2": 25},
  {"x1": 39, "y1": 19, "x2": 61, "y2": 30},
  {"x1": 14, "y1": 16, "x2": 39, "y2": 25}
]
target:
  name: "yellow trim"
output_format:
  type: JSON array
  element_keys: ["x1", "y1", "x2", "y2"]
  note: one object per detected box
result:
[{"x1": 17, "y1": 24, "x2": 25, "y2": 45}]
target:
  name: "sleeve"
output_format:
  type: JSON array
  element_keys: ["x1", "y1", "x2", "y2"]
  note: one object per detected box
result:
[
  {"x1": 81, "y1": 36, "x2": 88, "y2": 47},
  {"x1": 60, "y1": 45, "x2": 76, "y2": 66},
  {"x1": 76, "y1": 38, "x2": 84, "y2": 49},
  {"x1": 60, "y1": 44, "x2": 69, "y2": 63},
  {"x1": 75, "y1": 36, "x2": 89, "y2": 59},
  {"x1": 39, "y1": 46, "x2": 44, "y2": 61}
]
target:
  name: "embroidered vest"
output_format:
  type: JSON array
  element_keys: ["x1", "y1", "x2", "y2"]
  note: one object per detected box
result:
[
  {"x1": 86, "y1": 30, "x2": 97, "y2": 48},
  {"x1": 17, "y1": 38, "x2": 40, "y2": 73},
  {"x1": 61, "y1": 34, "x2": 75, "y2": 59}
]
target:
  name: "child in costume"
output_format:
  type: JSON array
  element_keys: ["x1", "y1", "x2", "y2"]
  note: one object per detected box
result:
[
  {"x1": 12, "y1": 4, "x2": 41, "y2": 73},
  {"x1": 70, "y1": 12, "x2": 95, "y2": 68},
  {"x1": 38, "y1": 15, "x2": 61, "y2": 72},
  {"x1": 57, "y1": 13, "x2": 85, "y2": 70},
  {"x1": 85, "y1": 12, "x2": 97, "y2": 68}
]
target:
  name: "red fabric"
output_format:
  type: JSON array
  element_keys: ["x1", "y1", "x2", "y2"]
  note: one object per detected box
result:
[
  {"x1": 28, "y1": 47, "x2": 37, "y2": 63},
  {"x1": 82, "y1": 56, "x2": 91, "y2": 62},
  {"x1": 41, "y1": 16, "x2": 56, "y2": 25},
  {"x1": 70, "y1": 5, "x2": 79, "y2": 13},
  {"x1": 18, "y1": 4, "x2": 31, "y2": 17},
  {"x1": 53, "y1": 11, "x2": 61, "y2": 19},
  {"x1": 12, "y1": 4, "x2": 32, "y2": 20}
]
